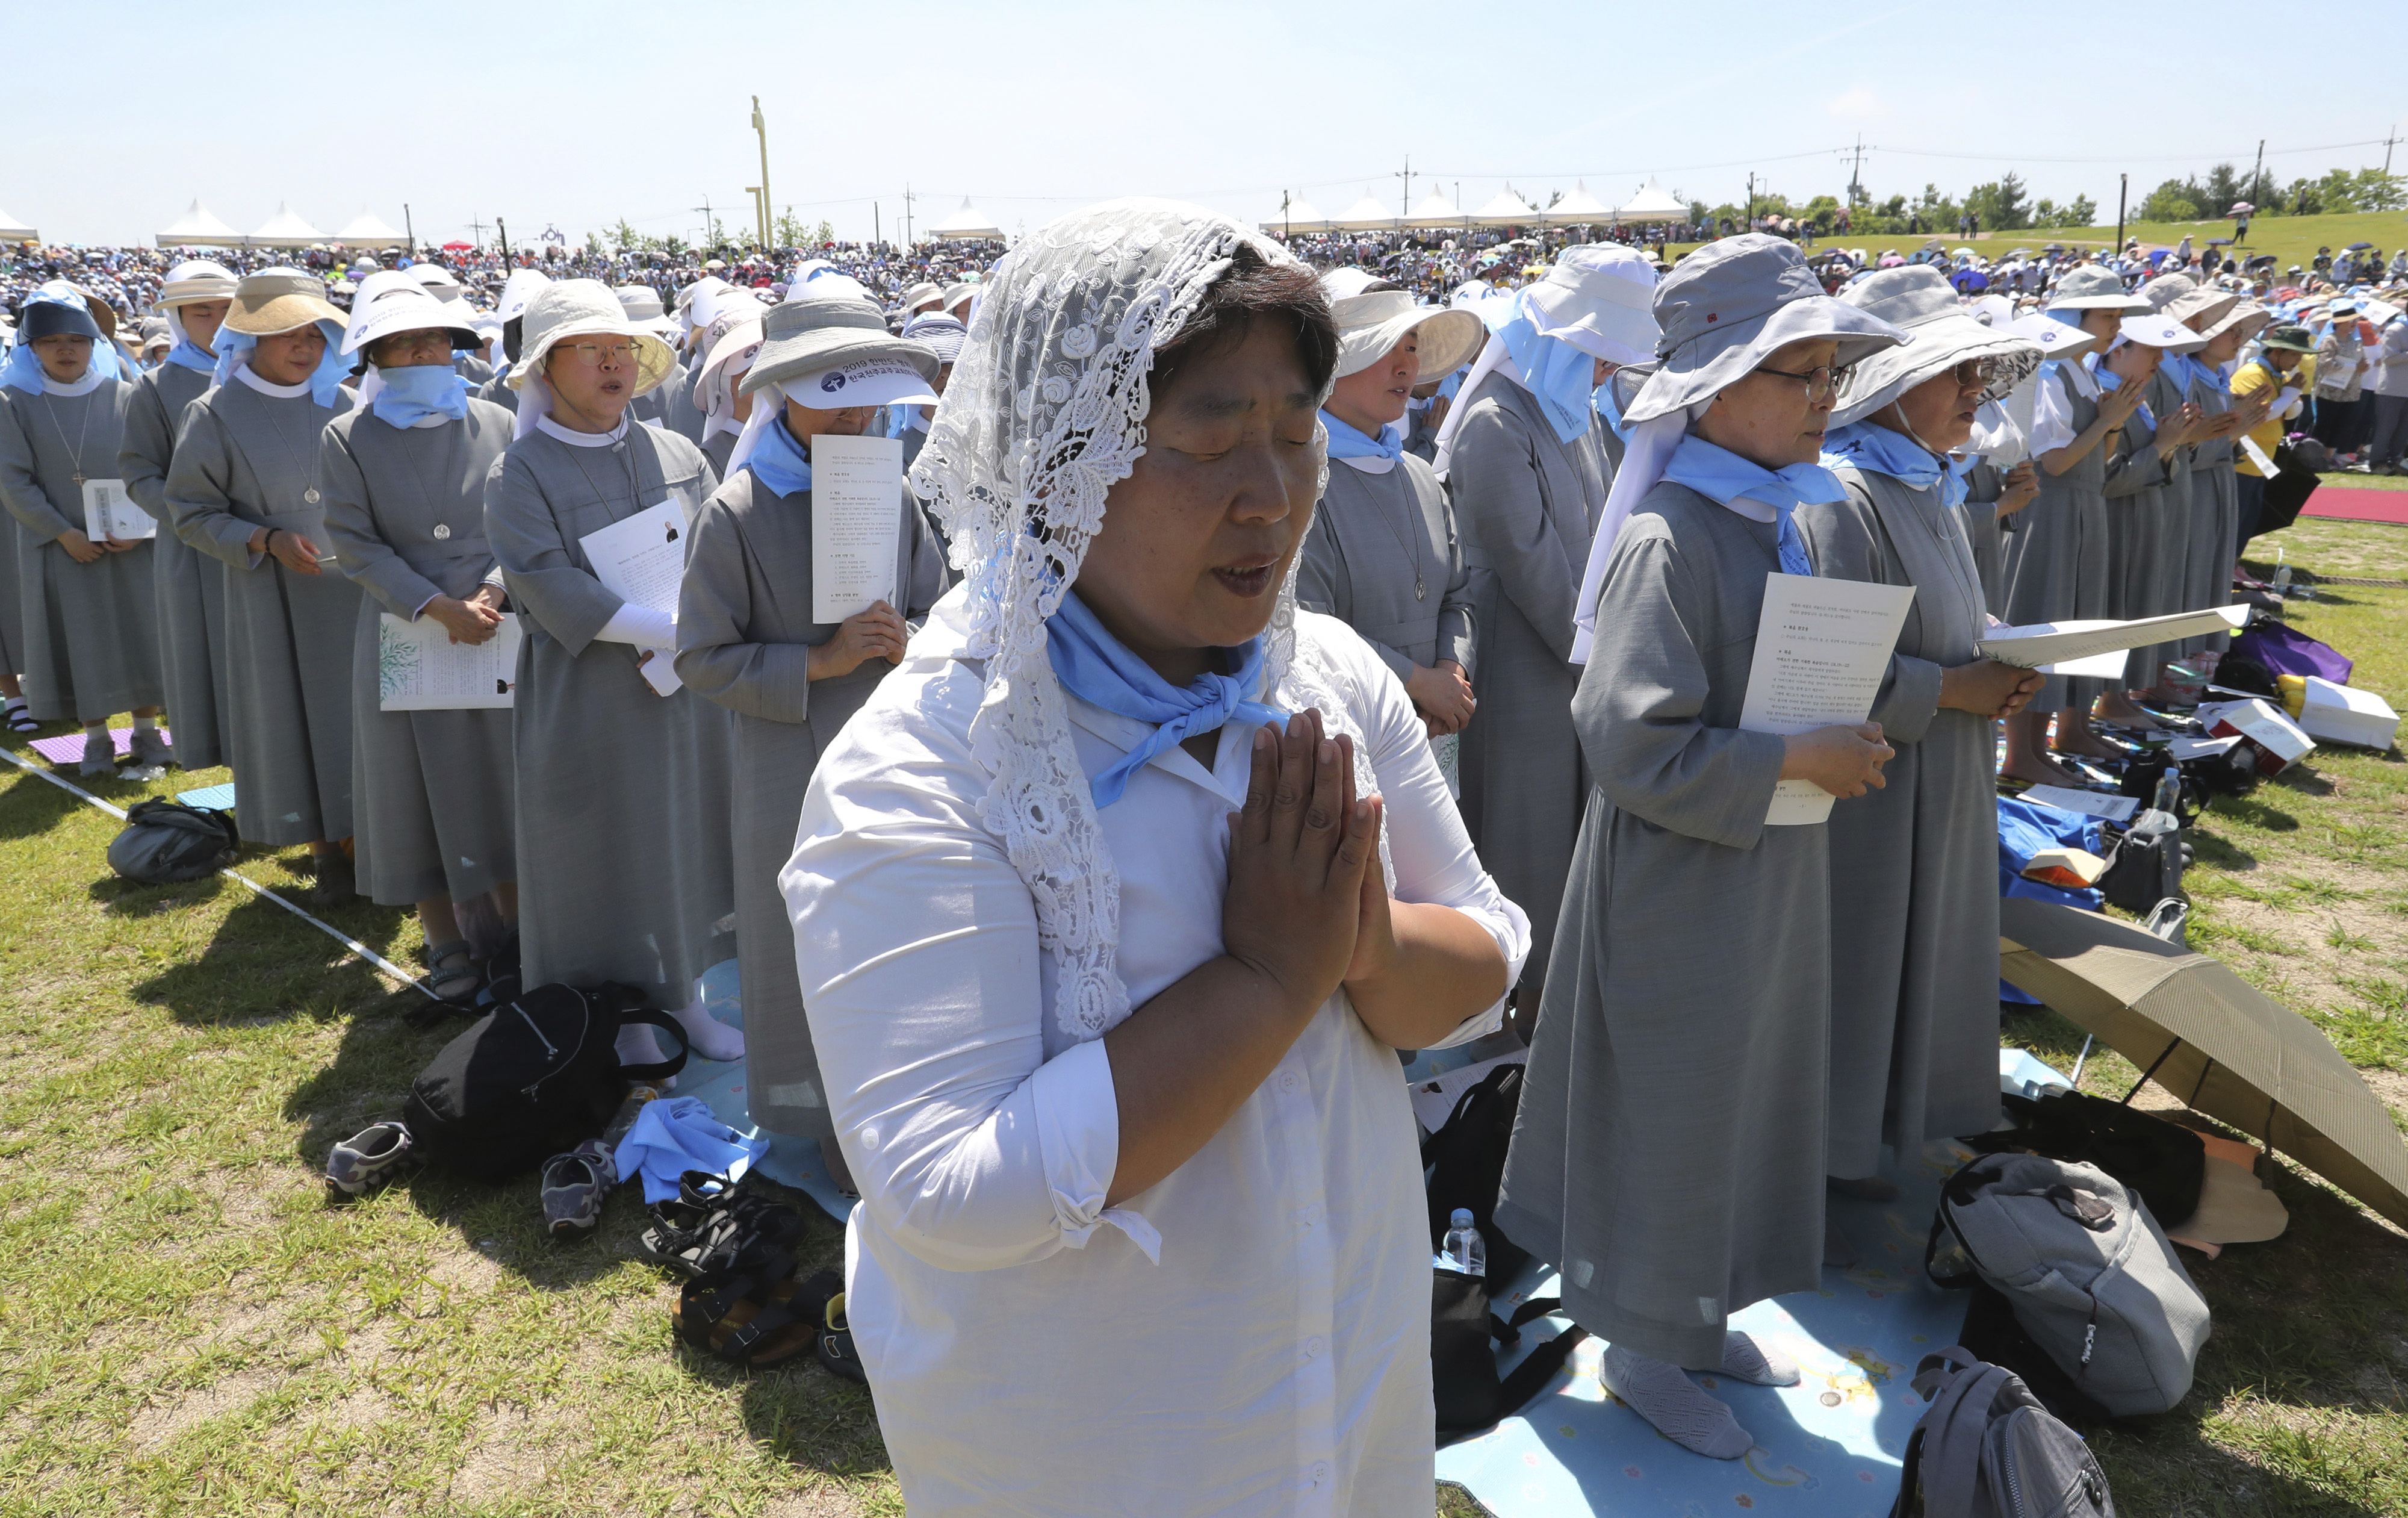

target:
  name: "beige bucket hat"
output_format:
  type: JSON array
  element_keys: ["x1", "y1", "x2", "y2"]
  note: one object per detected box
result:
[
  {"x1": 224, "y1": 268, "x2": 347, "y2": 337},
  {"x1": 2045, "y1": 264, "x2": 2152, "y2": 314},
  {"x1": 1829, "y1": 266, "x2": 2043, "y2": 428},
  {"x1": 1326, "y1": 287, "x2": 1484, "y2": 380},
  {"x1": 157, "y1": 258, "x2": 239, "y2": 310},
  {"x1": 507, "y1": 279, "x2": 675, "y2": 395}
]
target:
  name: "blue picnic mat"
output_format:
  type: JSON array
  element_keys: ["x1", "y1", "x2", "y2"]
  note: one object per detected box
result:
[
  {"x1": 1436, "y1": 1139, "x2": 1976, "y2": 1518},
  {"x1": 176, "y1": 782, "x2": 237, "y2": 810},
  {"x1": 677, "y1": 958, "x2": 857, "y2": 1228}
]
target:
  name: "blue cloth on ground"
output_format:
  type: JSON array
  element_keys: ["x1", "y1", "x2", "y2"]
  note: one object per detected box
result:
[
  {"x1": 1996, "y1": 794, "x2": 2103, "y2": 1003},
  {"x1": 611, "y1": 1094, "x2": 771, "y2": 1204}
]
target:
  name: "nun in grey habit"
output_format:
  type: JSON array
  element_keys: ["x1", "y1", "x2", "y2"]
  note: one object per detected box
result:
[
  {"x1": 318, "y1": 275, "x2": 518, "y2": 1003},
  {"x1": 483, "y1": 279, "x2": 742, "y2": 1062},
  {"x1": 675, "y1": 287, "x2": 949, "y2": 1158},
  {"x1": 1802, "y1": 267, "x2": 2041, "y2": 1186},
  {"x1": 1294, "y1": 281, "x2": 1485, "y2": 744},
  {"x1": 471, "y1": 270, "x2": 553, "y2": 420},
  {"x1": 1434, "y1": 245, "x2": 1654, "y2": 1012},
  {"x1": 2178, "y1": 299, "x2": 2269, "y2": 657},
  {"x1": 0, "y1": 297, "x2": 165, "y2": 768},
  {"x1": 2100, "y1": 316, "x2": 2202, "y2": 698},
  {"x1": 165, "y1": 272, "x2": 365, "y2": 901},
  {"x1": 1498, "y1": 235, "x2": 1905, "y2": 1461},
  {"x1": 689, "y1": 295, "x2": 766, "y2": 480},
  {"x1": 118, "y1": 260, "x2": 239, "y2": 768}
]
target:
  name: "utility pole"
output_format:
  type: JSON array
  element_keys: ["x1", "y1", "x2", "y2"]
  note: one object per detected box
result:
[
  {"x1": 1395, "y1": 154, "x2": 1415, "y2": 217},
  {"x1": 2113, "y1": 174, "x2": 2126, "y2": 259},
  {"x1": 1846, "y1": 135, "x2": 1867, "y2": 205},
  {"x1": 874, "y1": 202, "x2": 881, "y2": 246},
  {"x1": 467, "y1": 217, "x2": 487, "y2": 249},
  {"x1": 2250, "y1": 138, "x2": 2267, "y2": 210},
  {"x1": 2386, "y1": 125, "x2": 2401, "y2": 176},
  {"x1": 403, "y1": 204, "x2": 414, "y2": 252},
  {"x1": 1280, "y1": 189, "x2": 1291, "y2": 241},
  {"x1": 751, "y1": 96, "x2": 773, "y2": 249},
  {"x1": 904, "y1": 184, "x2": 916, "y2": 249},
  {"x1": 497, "y1": 216, "x2": 510, "y2": 263},
  {"x1": 1746, "y1": 172, "x2": 1756, "y2": 233},
  {"x1": 693, "y1": 196, "x2": 715, "y2": 250}
]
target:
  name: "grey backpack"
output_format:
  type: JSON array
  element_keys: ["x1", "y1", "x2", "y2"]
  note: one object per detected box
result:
[
  {"x1": 1890, "y1": 1348, "x2": 2113, "y2": 1518},
  {"x1": 107, "y1": 799, "x2": 240, "y2": 885},
  {"x1": 1928, "y1": 1153, "x2": 2209, "y2": 1418}
]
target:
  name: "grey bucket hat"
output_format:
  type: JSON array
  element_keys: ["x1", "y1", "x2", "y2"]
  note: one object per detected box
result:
[
  {"x1": 2138, "y1": 272, "x2": 2197, "y2": 311},
  {"x1": 1625, "y1": 234, "x2": 1907, "y2": 424},
  {"x1": 1829, "y1": 266, "x2": 2043, "y2": 428},
  {"x1": 2046, "y1": 264, "x2": 2151, "y2": 314},
  {"x1": 2165, "y1": 284, "x2": 2241, "y2": 332},
  {"x1": 740, "y1": 283, "x2": 938, "y2": 397}
]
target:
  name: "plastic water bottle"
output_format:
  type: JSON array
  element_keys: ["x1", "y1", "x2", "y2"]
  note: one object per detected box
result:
[
  {"x1": 2152, "y1": 768, "x2": 2182, "y2": 818},
  {"x1": 1441, "y1": 1208, "x2": 1486, "y2": 1277},
  {"x1": 2272, "y1": 562, "x2": 2292, "y2": 597}
]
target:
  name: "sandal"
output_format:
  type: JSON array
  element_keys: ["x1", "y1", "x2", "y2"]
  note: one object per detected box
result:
[
  {"x1": 4, "y1": 700, "x2": 37, "y2": 734},
  {"x1": 675, "y1": 1170, "x2": 807, "y2": 1248},
  {"x1": 423, "y1": 938, "x2": 481, "y2": 1006},
  {"x1": 636, "y1": 1189, "x2": 797, "y2": 1282},
  {"x1": 673, "y1": 1268, "x2": 820, "y2": 1370},
  {"x1": 817, "y1": 1289, "x2": 867, "y2": 1384}
]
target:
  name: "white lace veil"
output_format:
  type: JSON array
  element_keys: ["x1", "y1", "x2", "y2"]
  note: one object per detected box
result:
[{"x1": 908, "y1": 198, "x2": 1329, "y2": 1042}]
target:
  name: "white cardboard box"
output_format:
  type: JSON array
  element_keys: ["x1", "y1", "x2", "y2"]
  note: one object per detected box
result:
[
  {"x1": 2197, "y1": 698, "x2": 2316, "y2": 774},
  {"x1": 2298, "y1": 677, "x2": 2400, "y2": 750}
]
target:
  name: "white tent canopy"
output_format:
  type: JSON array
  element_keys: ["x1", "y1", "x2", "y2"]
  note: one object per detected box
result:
[
  {"x1": 0, "y1": 208, "x2": 36, "y2": 242},
  {"x1": 1329, "y1": 195, "x2": 1401, "y2": 232},
  {"x1": 1542, "y1": 181, "x2": 1614, "y2": 226},
  {"x1": 1403, "y1": 191, "x2": 1465, "y2": 229},
  {"x1": 1262, "y1": 197, "x2": 1330, "y2": 235},
  {"x1": 1616, "y1": 179, "x2": 1689, "y2": 223},
  {"x1": 156, "y1": 198, "x2": 243, "y2": 248},
  {"x1": 924, "y1": 199, "x2": 1005, "y2": 242},
  {"x1": 335, "y1": 209, "x2": 406, "y2": 247},
  {"x1": 1469, "y1": 190, "x2": 1540, "y2": 228},
  {"x1": 249, "y1": 202, "x2": 324, "y2": 247}
]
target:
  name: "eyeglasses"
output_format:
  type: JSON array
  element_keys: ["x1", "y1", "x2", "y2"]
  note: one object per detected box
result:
[
  {"x1": 1754, "y1": 362, "x2": 1855, "y2": 402},
  {"x1": 1949, "y1": 356, "x2": 2006, "y2": 388},
  {"x1": 561, "y1": 340, "x2": 639, "y2": 367}
]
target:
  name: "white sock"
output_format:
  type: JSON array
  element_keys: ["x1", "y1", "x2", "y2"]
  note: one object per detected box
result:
[
  {"x1": 5, "y1": 696, "x2": 25, "y2": 711},
  {"x1": 1601, "y1": 1345, "x2": 1753, "y2": 1460},
  {"x1": 669, "y1": 991, "x2": 745, "y2": 1062},
  {"x1": 1714, "y1": 1331, "x2": 1801, "y2": 1387},
  {"x1": 615, "y1": 1022, "x2": 675, "y2": 1090},
  {"x1": 82, "y1": 721, "x2": 107, "y2": 736},
  {"x1": 132, "y1": 715, "x2": 159, "y2": 732}
]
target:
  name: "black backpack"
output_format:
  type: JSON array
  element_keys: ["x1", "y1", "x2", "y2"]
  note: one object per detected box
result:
[
  {"x1": 1433, "y1": 1275, "x2": 1587, "y2": 1438},
  {"x1": 403, "y1": 981, "x2": 689, "y2": 1180},
  {"x1": 1961, "y1": 1090, "x2": 2206, "y2": 1239},
  {"x1": 1423, "y1": 1061, "x2": 1531, "y2": 1283},
  {"x1": 106, "y1": 799, "x2": 239, "y2": 884}
]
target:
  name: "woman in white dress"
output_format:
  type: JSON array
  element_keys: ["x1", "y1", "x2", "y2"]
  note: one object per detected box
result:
[{"x1": 783, "y1": 200, "x2": 1529, "y2": 1517}]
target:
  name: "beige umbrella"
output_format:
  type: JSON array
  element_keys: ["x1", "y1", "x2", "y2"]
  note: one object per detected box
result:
[{"x1": 1999, "y1": 897, "x2": 2408, "y2": 1231}]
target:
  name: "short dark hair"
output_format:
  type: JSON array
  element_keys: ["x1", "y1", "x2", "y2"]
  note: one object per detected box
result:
[{"x1": 1149, "y1": 243, "x2": 1336, "y2": 403}]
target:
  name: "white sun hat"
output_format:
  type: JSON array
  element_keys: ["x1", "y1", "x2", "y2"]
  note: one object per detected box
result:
[{"x1": 341, "y1": 270, "x2": 479, "y2": 355}]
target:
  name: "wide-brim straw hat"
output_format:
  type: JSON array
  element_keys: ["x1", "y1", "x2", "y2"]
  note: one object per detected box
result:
[
  {"x1": 1521, "y1": 244, "x2": 1660, "y2": 366},
  {"x1": 342, "y1": 272, "x2": 480, "y2": 356},
  {"x1": 1327, "y1": 290, "x2": 1484, "y2": 380},
  {"x1": 158, "y1": 259, "x2": 239, "y2": 309},
  {"x1": 1626, "y1": 234, "x2": 1905, "y2": 425},
  {"x1": 2046, "y1": 264, "x2": 2151, "y2": 314},
  {"x1": 225, "y1": 269, "x2": 347, "y2": 337},
  {"x1": 740, "y1": 282, "x2": 937, "y2": 397},
  {"x1": 507, "y1": 279, "x2": 675, "y2": 395},
  {"x1": 1829, "y1": 266, "x2": 2043, "y2": 428}
]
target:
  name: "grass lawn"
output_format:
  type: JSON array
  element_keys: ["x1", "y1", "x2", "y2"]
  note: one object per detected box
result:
[{"x1": 5, "y1": 520, "x2": 2407, "y2": 1517}]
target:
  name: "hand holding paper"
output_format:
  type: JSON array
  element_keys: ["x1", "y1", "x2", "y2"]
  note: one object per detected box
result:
[
  {"x1": 1738, "y1": 573, "x2": 1916, "y2": 824},
  {"x1": 810, "y1": 434, "x2": 904, "y2": 624}
]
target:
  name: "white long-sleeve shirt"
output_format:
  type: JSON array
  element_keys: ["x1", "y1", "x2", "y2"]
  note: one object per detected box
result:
[{"x1": 782, "y1": 585, "x2": 1529, "y2": 1518}]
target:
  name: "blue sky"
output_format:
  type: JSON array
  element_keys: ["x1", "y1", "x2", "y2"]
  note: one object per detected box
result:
[{"x1": 11, "y1": 0, "x2": 2404, "y2": 246}]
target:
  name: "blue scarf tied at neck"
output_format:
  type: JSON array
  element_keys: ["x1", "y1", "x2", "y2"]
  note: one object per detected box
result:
[
  {"x1": 1660, "y1": 433, "x2": 1839, "y2": 577},
  {"x1": 1821, "y1": 418, "x2": 1966, "y2": 510},
  {"x1": 2159, "y1": 352, "x2": 2214, "y2": 396},
  {"x1": 1495, "y1": 293, "x2": 1598, "y2": 446},
  {"x1": 163, "y1": 337, "x2": 217, "y2": 375},
  {"x1": 369, "y1": 364, "x2": 470, "y2": 429},
  {"x1": 744, "y1": 414, "x2": 814, "y2": 498},
  {"x1": 1318, "y1": 409, "x2": 1403, "y2": 462},
  {"x1": 1045, "y1": 589, "x2": 1286, "y2": 808},
  {"x1": 2090, "y1": 355, "x2": 2156, "y2": 431},
  {"x1": 213, "y1": 320, "x2": 352, "y2": 408}
]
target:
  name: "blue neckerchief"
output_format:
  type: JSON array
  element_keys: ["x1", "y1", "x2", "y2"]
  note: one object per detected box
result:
[
  {"x1": 1592, "y1": 375, "x2": 1629, "y2": 441},
  {"x1": 1319, "y1": 409, "x2": 1403, "y2": 462},
  {"x1": 745, "y1": 413, "x2": 813, "y2": 498},
  {"x1": 1660, "y1": 433, "x2": 1834, "y2": 576},
  {"x1": 1822, "y1": 419, "x2": 1964, "y2": 510},
  {"x1": 1495, "y1": 294, "x2": 1597, "y2": 446},
  {"x1": 884, "y1": 402, "x2": 910, "y2": 439},
  {"x1": 213, "y1": 320, "x2": 350, "y2": 407},
  {"x1": 164, "y1": 338, "x2": 217, "y2": 375},
  {"x1": 1044, "y1": 589, "x2": 1286, "y2": 809},
  {"x1": 2160, "y1": 352, "x2": 2212, "y2": 395},
  {"x1": 2091, "y1": 356, "x2": 2156, "y2": 431},
  {"x1": 369, "y1": 364, "x2": 470, "y2": 428}
]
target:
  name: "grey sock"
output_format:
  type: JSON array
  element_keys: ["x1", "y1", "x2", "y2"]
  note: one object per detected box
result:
[
  {"x1": 1716, "y1": 1331, "x2": 1801, "y2": 1387},
  {"x1": 1601, "y1": 1345, "x2": 1752, "y2": 1460}
]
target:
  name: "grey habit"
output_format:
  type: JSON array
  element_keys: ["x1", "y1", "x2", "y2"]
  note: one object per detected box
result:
[
  {"x1": 1447, "y1": 370, "x2": 1612, "y2": 1003},
  {"x1": 1495, "y1": 479, "x2": 1829, "y2": 1370},
  {"x1": 657, "y1": 359, "x2": 707, "y2": 445},
  {"x1": 1798, "y1": 465, "x2": 2002, "y2": 1180},
  {"x1": 475, "y1": 369, "x2": 518, "y2": 417},
  {"x1": 485, "y1": 418, "x2": 736, "y2": 1006},
  {"x1": 2103, "y1": 377, "x2": 2181, "y2": 683},
  {"x1": 674, "y1": 465, "x2": 949, "y2": 1137},
  {"x1": 1295, "y1": 450, "x2": 1476, "y2": 685},
  {"x1": 0, "y1": 380, "x2": 165, "y2": 721},
  {"x1": 119, "y1": 359, "x2": 234, "y2": 764},
  {"x1": 455, "y1": 353, "x2": 495, "y2": 387},
  {"x1": 633, "y1": 359, "x2": 686, "y2": 432},
  {"x1": 1958, "y1": 461, "x2": 2008, "y2": 616},
  {"x1": 2180, "y1": 367, "x2": 2237, "y2": 655},
  {"x1": 701, "y1": 428, "x2": 737, "y2": 481},
  {"x1": 166, "y1": 376, "x2": 362, "y2": 844},
  {"x1": 2000, "y1": 363, "x2": 2111, "y2": 715},
  {"x1": 318, "y1": 397, "x2": 518, "y2": 906}
]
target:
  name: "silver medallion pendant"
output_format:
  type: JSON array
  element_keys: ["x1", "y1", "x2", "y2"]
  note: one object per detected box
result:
[
  {"x1": 304, "y1": 487, "x2": 321, "y2": 505},
  {"x1": 1416, "y1": 575, "x2": 1427, "y2": 601},
  {"x1": 432, "y1": 523, "x2": 452, "y2": 541}
]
